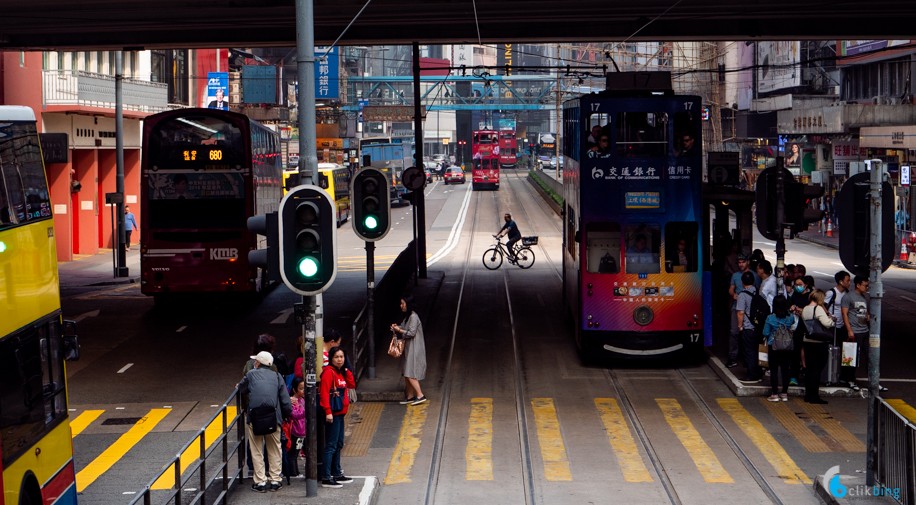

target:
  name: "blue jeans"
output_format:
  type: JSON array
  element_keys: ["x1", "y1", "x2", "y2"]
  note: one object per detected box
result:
[{"x1": 322, "y1": 415, "x2": 345, "y2": 480}]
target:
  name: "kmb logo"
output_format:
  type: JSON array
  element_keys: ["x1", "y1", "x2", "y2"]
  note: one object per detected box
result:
[{"x1": 210, "y1": 248, "x2": 239, "y2": 260}]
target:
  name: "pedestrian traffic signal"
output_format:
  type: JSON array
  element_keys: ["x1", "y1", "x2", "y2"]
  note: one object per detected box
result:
[
  {"x1": 278, "y1": 186, "x2": 337, "y2": 295},
  {"x1": 785, "y1": 182, "x2": 825, "y2": 236},
  {"x1": 246, "y1": 211, "x2": 280, "y2": 284},
  {"x1": 351, "y1": 168, "x2": 390, "y2": 241}
]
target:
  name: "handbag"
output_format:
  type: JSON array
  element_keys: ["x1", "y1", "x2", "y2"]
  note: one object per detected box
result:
[
  {"x1": 249, "y1": 405, "x2": 278, "y2": 436},
  {"x1": 758, "y1": 343, "x2": 769, "y2": 367},
  {"x1": 329, "y1": 387, "x2": 344, "y2": 413},
  {"x1": 348, "y1": 388, "x2": 358, "y2": 404},
  {"x1": 388, "y1": 334, "x2": 404, "y2": 358},
  {"x1": 803, "y1": 308, "x2": 834, "y2": 342},
  {"x1": 842, "y1": 342, "x2": 858, "y2": 367}
]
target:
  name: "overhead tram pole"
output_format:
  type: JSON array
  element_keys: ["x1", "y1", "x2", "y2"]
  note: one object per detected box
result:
[
  {"x1": 413, "y1": 42, "x2": 428, "y2": 279},
  {"x1": 296, "y1": 0, "x2": 319, "y2": 496}
]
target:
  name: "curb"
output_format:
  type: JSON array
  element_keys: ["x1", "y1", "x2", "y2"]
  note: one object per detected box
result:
[
  {"x1": 707, "y1": 352, "x2": 866, "y2": 399},
  {"x1": 814, "y1": 475, "x2": 838, "y2": 505}
]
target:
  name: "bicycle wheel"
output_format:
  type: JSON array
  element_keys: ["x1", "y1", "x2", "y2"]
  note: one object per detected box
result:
[
  {"x1": 482, "y1": 247, "x2": 504, "y2": 270},
  {"x1": 515, "y1": 247, "x2": 535, "y2": 269}
]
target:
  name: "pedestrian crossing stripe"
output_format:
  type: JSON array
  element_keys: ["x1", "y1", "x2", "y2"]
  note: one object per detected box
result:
[
  {"x1": 75, "y1": 408, "x2": 172, "y2": 492},
  {"x1": 466, "y1": 398, "x2": 494, "y2": 480},
  {"x1": 594, "y1": 398, "x2": 653, "y2": 482},
  {"x1": 794, "y1": 400, "x2": 864, "y2": 453},
  {"x1": 151, "y1": 406, "x2": 238, "y2": 490},
  {"x1": 530, "y1": 398, "x2": 572, "y2": 481},
  {"x1": 657, "y1": 398, "x2": 734, "y2": 483},
  {"x1": 718, "y1": 399, "x2": 811, "y2": 484},
  {"x1": 384, "y1": 401, "x2": 429, "y2": 485}
]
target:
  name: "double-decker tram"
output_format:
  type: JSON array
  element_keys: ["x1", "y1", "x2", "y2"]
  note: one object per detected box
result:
[
  {"x1": 562, "y1": 73, "x2": 707, "y2": 359},
  {"x1": 140, "y1": 108, "x2": 283, "y2": 300},
  {"x1": 471, "y1": 130, "x2": 500, "y2": 190},
  {"x1": 0, "y1": 106, "x2": 80, "y2": 505},
  {"x1": 498, "y1": 128, "x2": 517, "y2": 168}
]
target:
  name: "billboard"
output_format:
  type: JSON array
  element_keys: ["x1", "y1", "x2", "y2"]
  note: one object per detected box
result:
[
  {"x1": 757, "y1": 41, "x2": 800, "y2": 94},
  {"x1": 204, "y1": 72, "x2": 229, "y2": 110},
  {"x1": 315, "y1": 46, "x2": 339, "y2": 99}
]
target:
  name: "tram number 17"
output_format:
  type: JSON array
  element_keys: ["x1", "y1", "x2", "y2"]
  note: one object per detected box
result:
[{"x1": 689, "y1": 333, "x2": 700, "y2": 343}]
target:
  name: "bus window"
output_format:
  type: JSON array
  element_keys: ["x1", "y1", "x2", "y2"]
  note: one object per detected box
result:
[
  {"x1": 625, "y1": 225, "x2": 661, "y2": 274},
  {"x1": 665, "y1": 222, "x2": 698, "y2": 273},
  {"x1": 586, "y1": 223, "x2": 621, "y2": 274}
]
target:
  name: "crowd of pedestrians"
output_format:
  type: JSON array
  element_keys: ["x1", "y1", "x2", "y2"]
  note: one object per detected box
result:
[
  {"x1": 238, "y1": 294, "x2": 429, "y2": 493},
  {"x1": 724, "y1": 250, "x2": 885, "y2": 403}
]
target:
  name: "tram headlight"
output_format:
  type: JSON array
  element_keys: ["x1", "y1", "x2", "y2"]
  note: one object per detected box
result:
[{"x1": 633, "y1": 306, "x2": 654, "y2": 326}]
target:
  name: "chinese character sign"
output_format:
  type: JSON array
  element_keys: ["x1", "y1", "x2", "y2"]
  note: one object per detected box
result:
[{"x1": 315, "y1": 46, "x2": 339, "y2": 99}]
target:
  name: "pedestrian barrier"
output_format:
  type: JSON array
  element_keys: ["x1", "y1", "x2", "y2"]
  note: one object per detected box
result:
[
  {"x1": 875, "y1": 396, "x2": 916, "y2": 504},
  {"x1": 127, "y1": 389, "x2": 245, "y2": 505}
]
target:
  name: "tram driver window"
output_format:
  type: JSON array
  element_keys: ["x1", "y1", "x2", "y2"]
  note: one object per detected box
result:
[
  {"x1": 616, "y1": 112, "x2": 668, "y2": 157},
  {"x1": 625, "y1": 225, "x2": 661, "y2": 274},
  {"x1": 665, "y1": 222, "x2": 698, "y2": 273},
  {"x1": 585, "y1": 223, "x2": 620, "y2": 274}
]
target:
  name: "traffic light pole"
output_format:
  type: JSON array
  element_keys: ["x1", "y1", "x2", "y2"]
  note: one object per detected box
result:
[
  {"x1": 412, "y1": 42, "x2": 428, "y2": 279},
  {"x1": 866, "y1": 160, "x2": 884, "y2": 486},
  {"x1": 301, "y1": 295, "x2": 318, "y2": 497},
  {"x1": 366, "y1": 241, "x2": 377, "y2": 378},
  {"x1": 774, "y1": 159, "x2": 787, "y2": 295}
]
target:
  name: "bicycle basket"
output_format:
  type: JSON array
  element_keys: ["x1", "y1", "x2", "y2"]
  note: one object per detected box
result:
[{"x1": 522, "y1": 236, "x2": 538, "y2": 246}]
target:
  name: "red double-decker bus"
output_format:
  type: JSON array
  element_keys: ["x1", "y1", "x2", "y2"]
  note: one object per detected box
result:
[
  {"x1": 471, "y1": 130, "x2": 500, "y2": 190},
  {"x1": 498, "y1": 128, "x2": 518, "y2": 168},
  {"x1": 140, "y1": 108, "x2": 283, "y2": 302}
]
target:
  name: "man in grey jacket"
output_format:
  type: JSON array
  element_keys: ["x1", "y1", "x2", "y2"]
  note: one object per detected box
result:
[{"x1": 239, "y1": 351, "x2": 293, "y2": 492}]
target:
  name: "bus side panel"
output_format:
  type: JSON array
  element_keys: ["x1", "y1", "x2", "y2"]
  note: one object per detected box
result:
[
  {"x1": 3, "y1": 422, "x2": 76, "y2": 505},
  {"x1": 0, "y1": 223, "x2": 60, "y2": 336}
]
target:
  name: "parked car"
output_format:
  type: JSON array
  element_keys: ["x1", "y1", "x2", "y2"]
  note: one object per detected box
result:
[
  {"x1": 423, "y1": 161, "x2": 437, "y2": 183},
  {"x1": 444, "y1": 166, "x2": 465, "y2": 184}
]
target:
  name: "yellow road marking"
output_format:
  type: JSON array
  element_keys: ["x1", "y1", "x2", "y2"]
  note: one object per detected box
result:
[
  {"x1": 466, "y1": 398, "x2": 493, "y2": 480},
  {"x1": 76, "y1": 408, "x2": 172, "y2": 492},
  {"x1": 385, "y1": 403, "x2": 429, "y2": 484},
  {"x1": 761, "y1": 399, "x2": 831, "y2": 453},
  {"x1": 886, "y1": 399, "x2": 916, "y2": 424},
  {"x1": 796, "y1": 400, "x2": 864, "y2": 452},
  {"x1": 343, "y1": 402, "x2": 384, "y2": 457},
  {"x1": 70, "y1": 410, "x2": 104, "y2": 437},
  {"x1": 151, "y1": 406, "x2": 237, "y2": 490},
  {"x1": 531, "y1": 398, "x2": 571, "y2": 481},
  {"x1": 656, "y1": 398, "x2": 733, "y2": 483},
  {"x1": 594, "y1": 398, "x2": 652, "y2": 482},
  {"x1": 718, "y1": 399, "x2": 811, "y2": 484}
]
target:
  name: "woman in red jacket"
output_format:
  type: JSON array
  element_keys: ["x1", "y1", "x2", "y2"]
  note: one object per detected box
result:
[{"x1": 318, "y1": 346, "x2": 356, "y2": 488}]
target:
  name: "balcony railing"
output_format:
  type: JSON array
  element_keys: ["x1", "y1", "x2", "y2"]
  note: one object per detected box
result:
[{"x1": 43, "y1": 70, "x2": 169, "y2": 113}]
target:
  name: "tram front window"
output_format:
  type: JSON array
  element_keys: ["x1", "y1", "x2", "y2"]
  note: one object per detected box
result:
[
  {"x1": 586, "y1": 223, "x2": 621, "y2": 274},
  {"x1": 625, "y1": 225, "x2": 661, "y2": 274}
]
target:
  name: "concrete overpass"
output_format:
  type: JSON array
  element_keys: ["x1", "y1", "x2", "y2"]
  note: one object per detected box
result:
[{"x1": 1, "y1": 0, "x2": 914, "y2": 50}]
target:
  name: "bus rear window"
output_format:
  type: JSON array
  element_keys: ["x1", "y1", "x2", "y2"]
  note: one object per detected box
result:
[{"x1": 147, "y1": 115, "x2": 245, "y2": 170}]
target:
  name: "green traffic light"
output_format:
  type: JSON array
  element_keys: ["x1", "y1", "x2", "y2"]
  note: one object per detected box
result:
[
  {"x1": 297, "y1": 256, "x2": 319, "y2": 278},
  {"x1": 364, "y1": 215, "x2": 378, "y2": 230}
]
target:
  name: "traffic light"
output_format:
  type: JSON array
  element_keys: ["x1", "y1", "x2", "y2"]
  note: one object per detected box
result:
[
  {"x1": 351, "y1": 168, "x2": 391, "y2": 241},
  {"x1": 837, "y1": 171, "x2": 896, "y2": 274},
  {"x1": 246, "y1": 211, "x2": 280, "y2": 283},
  {"x1": 278, "y1": 185, "x2": 337, "y2": 296},
  {"x1": 754, "y1": 166, "x2": 792, "y2": 241},
  {"x1": 785, "y1": 182, "x2": 825, "y2": 235}
]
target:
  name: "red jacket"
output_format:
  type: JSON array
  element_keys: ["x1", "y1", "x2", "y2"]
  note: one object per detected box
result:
[{"x1": 319, "y1": 365, "x2": 355, "y2": 417}]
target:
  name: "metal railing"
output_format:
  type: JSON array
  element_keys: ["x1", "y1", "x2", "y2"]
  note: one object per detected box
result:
[
  {"x1": 875, "y1": 396, "x2": 916, "y2": 504},
  {"x1": 128, "y1": 389, "x2": 245, "y2": 505},
  {"x1": 42, "y1": 70, "x2": 169, "y2": 113}
]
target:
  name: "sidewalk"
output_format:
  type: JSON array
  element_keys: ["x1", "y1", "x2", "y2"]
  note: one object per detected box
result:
[{"x1": 797, "y1": 228, "x2": 916, "y2": 269}]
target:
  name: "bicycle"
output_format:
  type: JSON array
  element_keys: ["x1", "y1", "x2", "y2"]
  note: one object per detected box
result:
[{"x1": 482, "y1": 235, "x2": 536, "y2": 270}]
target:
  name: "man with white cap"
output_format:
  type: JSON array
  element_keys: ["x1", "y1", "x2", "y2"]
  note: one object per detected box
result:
[{"x1": 239, "y1": 351, "x2": 293, "y2": 492}]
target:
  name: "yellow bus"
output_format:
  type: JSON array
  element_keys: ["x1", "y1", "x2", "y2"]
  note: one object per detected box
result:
[
  {"x1": 282, "y1": 163, "x2": 351, "y2": 227},
  {"x1": 0, "y1": 106, "x2": 80, "y2": 505}
]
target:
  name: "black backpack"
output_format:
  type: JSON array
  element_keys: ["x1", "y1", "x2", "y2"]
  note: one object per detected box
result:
[{"x1": 744, "y1": 290, "x2": 771, "y2": 328}]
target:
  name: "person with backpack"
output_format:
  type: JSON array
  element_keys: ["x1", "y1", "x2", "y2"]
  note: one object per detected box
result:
[
  {"x1": 736, "y1": 271, "x2": 764, "y2": 382},
  {"x1": 239, "y1": 351, "x2": 293, "y2": 493},
  {"x1": 763, "y1": 296, "x2": 798, "y2": 401}
]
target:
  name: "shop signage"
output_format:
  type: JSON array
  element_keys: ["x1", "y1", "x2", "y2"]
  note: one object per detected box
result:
[{"x1": 860, "y1": 125, "x2": 916, "y2": 149}]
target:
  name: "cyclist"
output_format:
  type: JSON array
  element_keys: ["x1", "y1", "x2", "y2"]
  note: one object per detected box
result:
[{"x1": 496, "y1": 213, "x2": 522, "y2": 259}]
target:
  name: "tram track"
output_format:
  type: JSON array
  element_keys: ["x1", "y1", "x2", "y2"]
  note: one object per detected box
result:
[
  {"x1": 605, "y1": 367, "x2": 786, "y2": 505},
  {"x1": 422, "y1": 181, "x2": 546, "y2": 505}
]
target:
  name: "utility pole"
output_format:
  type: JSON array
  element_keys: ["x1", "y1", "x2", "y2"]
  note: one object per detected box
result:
[{"x1": 866, "y1": 159, "x2": 884, "y2": 487}]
